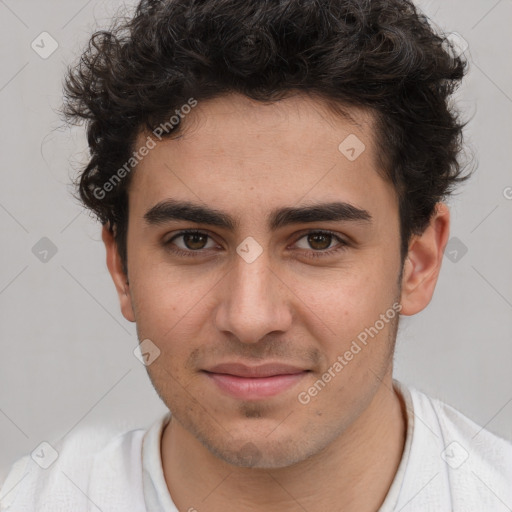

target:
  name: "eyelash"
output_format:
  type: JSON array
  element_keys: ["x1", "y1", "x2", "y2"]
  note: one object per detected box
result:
[{"x1": 164, "y1": 229, "x2": 349, "y2": 259}]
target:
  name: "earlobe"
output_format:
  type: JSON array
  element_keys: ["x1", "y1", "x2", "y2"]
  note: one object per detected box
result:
[
  {"x1": 399, "y1": 202, "x2": 450, "y2": 316},
  {"x1": 101, "y1": 225, "x2": 136, "y2": 323}
]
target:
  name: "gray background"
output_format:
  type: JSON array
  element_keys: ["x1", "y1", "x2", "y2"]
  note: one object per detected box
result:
[{"x1": 0, "y1": 0, "x2": 511, "y2": 482}]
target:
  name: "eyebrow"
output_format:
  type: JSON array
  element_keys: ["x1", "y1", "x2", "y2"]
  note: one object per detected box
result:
[{"x1": 143, "y1": 199, "x2": 372, "y2": 231}]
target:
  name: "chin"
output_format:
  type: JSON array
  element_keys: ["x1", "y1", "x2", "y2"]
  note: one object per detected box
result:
[{"x1": 199, "y1": 426, "x2": 331, "y2": 470}]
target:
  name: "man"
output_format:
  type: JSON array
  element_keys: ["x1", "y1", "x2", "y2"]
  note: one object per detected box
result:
[{"x1": 1, "y1": 0, "x2": 510, "y2": 510}]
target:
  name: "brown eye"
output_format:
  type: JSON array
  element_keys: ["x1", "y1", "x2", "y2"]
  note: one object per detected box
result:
[
  {"x1": 293, "y1": 230, "x2": 349, "y2": 259},
  {"x1": 182, "y1": 232, "x2": 208, "y2": 250},
  {"x1": 166, "y1": 230, "x2": 217, "y2": 253},
  {"x1": 307, "y1": 233, "x2": 332, "y2": 250},
  {"x1": 295, "y1": 232, "x2": 337, "y2": 251}
]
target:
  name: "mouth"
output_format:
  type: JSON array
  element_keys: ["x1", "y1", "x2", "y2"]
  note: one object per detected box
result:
[{"x1": 202, "y1": 363, "x2": 310, "y2": 400}]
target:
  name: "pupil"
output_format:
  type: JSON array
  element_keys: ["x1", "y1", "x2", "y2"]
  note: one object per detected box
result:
[
  {"x1": 184, "y1": 233, "x2": 206, "y2": 250},
  {"x1": 309, "y1": 233, "x2": 331, "y2": 250}
]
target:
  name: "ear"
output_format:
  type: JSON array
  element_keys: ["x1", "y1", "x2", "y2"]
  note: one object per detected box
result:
[
  {"x1": 400, "y1": 202, "x2": 450, "y2": 316},
  {"x1": 101, "y1": 225, "x2": 135, "y2": 322}
]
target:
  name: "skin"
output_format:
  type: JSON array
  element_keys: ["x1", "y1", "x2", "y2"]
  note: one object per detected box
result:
[{"x1": 102, "y1": 92, "x2": 450, "y2": 511}]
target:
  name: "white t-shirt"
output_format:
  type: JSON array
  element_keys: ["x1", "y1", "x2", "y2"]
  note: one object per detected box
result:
[{"x1": 1, "y1": 380, "x2": 511, "y2": 511}]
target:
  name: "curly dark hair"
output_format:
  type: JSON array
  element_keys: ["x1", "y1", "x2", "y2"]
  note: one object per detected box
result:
[{"x1": 63, "y1": 0, "x2": 472, "y2": 275}]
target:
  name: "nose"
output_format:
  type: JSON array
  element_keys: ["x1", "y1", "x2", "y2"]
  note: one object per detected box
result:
[{"x1": 214, "y1": 250, "x2": 293, "y2": 344}]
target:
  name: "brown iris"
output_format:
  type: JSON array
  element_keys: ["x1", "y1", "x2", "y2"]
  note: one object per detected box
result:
[
  {"x1": 307, "y1": 233, "x2": 332, "y2": 250},
  {"x1": 183, "y1": 232, "x2": 208, "y2": 250}
]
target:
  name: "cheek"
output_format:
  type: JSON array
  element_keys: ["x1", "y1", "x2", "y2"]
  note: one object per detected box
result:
[
  {"x1": 128, "y1": 263, "x2": 221, "y2": 376},
  {"x1": 129, "y1": 254, "x2": 218, "y2": 324},
  {"x1": 285, "y1": 258, "x2": 399, "y2": 376},
  {"x1": 290, "y1": 261, "x2": 396, "y2": 332}
]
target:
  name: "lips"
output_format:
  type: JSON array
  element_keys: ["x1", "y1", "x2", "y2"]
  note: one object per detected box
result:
[
  {"x1": 203, "y1": 362, "x2": 309, "y2": 399},
  {"x1": 205, "y1": 362, "x2": 307, "y2": 378}
]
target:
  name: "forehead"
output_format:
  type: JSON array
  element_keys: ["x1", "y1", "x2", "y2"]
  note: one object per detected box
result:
[
  {"x1": 128, "y1": 93, "x2": 395, "y2": 228},
  {"x1": 152, "y1": 92, "x2": 376, "y2": 160}
]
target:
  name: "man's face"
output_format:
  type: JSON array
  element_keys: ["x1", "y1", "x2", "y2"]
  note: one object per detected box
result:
[{"x1": 123, "y1": 93, "x2": 403, "y2": 468}]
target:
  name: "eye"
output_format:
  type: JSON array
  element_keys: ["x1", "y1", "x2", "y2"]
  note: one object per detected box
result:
[
  {"x1": 165, "y1": 229, "x2": 218, "y2": 256},
  {"x1": 293, "y1": 230, "x2": 348, "y2": 258}
]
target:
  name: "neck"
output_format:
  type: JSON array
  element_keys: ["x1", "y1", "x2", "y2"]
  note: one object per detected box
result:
[{"x1": 161, "y1": 376, "x2": 407, "y2": 512}]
